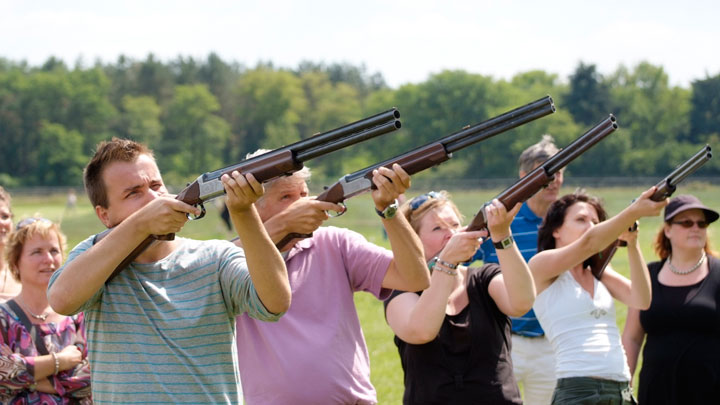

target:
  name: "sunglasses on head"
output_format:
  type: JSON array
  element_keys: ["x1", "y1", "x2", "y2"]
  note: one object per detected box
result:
[
  {"x1": 409, "y1": 191, "x2": 443, "y2": 211},
  {"x1": 16, "y1": 217, "x2": 52, "y2": 230},
  {"x1": 671, "y1": 219, "x2": 709, "y2": 229}
]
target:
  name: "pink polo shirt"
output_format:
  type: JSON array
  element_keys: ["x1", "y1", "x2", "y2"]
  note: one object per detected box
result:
[{"x1": 236, "y1": 226, "x2": 393, "y2": 404}]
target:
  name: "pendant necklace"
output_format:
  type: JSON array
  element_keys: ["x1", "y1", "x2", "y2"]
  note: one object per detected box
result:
[{"x1": 16, "y1": 297, "x2": 50, "y2": 321}]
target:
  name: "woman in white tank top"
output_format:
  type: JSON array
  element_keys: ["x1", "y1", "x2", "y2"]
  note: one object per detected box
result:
[{"x1": 528, "y1": 187, "x2": 667, "y2": 404}]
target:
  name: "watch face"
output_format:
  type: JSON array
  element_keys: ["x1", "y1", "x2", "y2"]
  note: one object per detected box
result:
[{"x1": 385, "y1": 205, "x2": 398, "y2": 218}]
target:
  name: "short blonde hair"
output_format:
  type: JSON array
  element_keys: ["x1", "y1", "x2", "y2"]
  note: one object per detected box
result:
[{"x1": 4, "y1": 218, "x2": 67, "y2": 282}]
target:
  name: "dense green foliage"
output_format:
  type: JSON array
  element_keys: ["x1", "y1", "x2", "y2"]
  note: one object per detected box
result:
[{"x1": 1, "y1": 54, "x2": 718, "y2": 188}]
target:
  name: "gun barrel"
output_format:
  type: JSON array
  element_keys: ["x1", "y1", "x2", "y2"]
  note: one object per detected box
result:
[
  {"x1": 543, "y1": 115, "x2": 617, "y2": 174},
  {"x1": 665, "y1": 144, "x2": 712, "y2": 188},
  {"x1": 340, "y1": 96, "x2": 555, "y2": 184},
  {"x1": 444, "y1": 96, "x2": 555, "y2": 153},
  {"x1": 296, "y1": 119, "x2": 401, "y2": 161},
  {"x1": 201, "y1": 108, "x2": 401, "y2": 182}
]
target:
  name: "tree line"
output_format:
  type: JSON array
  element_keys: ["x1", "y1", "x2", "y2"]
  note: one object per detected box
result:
[{"x1": 1, "y1": 54, "x2": 718, "y2": 188}]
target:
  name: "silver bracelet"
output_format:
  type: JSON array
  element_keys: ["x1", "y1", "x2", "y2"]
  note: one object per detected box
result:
[
  {"x1": 51, "y1": 352, "x2": 59, "y2": 375},
  {"x1": 435, "y1": 257, "x2": 458, "y2": 269},
  {"x1": 432, "y1": 261, "x2": 458, "y2": 276}
]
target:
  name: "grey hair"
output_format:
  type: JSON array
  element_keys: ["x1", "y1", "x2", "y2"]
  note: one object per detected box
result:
[
  {"x1": 246, "y1": 149, "x2": 311, "y2": 199},
  {"x1": 517, "y1": 135, "x2": 559, "y2": 175}
]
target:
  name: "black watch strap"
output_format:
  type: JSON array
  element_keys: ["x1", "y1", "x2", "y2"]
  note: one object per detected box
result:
[{"x1": 493, "y1": 235, "x2": 515, "y2": 250}]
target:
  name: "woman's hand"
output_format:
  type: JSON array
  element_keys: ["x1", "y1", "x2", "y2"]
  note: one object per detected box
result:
[
  {"x1": 58, "y1": 345, "x2": 83, "y2": 372},
  {"x1": 437, "y1": 230, "x2": 485, "y2": 265},
  {"x1": 629, "y1": 187, "x2": 668, "y2": 219},
  {"x1": 618, "y1": 223, "x2": 639, "y2": 246},
  {"x1": 486, "y1": 199, "x2": 522, "y2": 240}
]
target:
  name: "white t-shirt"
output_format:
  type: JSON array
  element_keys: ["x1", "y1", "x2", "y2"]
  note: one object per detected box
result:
[{"x1": 534, "y1": 270, "x2": 631, "y2": 381}]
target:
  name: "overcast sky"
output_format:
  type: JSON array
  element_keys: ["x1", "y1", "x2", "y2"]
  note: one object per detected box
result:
[{"x1": 1, "y1": 0, "x2": 718, "y2": 88}]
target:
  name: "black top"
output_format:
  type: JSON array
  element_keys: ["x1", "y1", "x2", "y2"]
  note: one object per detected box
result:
[
  {"x1": 384, "y1": 264, "x2": 522, "y2": 405},
  {"x1": 638, "y1": 256, "x2": 720, "y2": 404}
]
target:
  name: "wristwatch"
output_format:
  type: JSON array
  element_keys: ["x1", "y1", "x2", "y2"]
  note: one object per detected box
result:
[
  {"x1": 493, "y1": 235, "x2": 515, "y2": 250},
  {"x1": 375, "y1": 199, "x2": 399, "y2": 219}
]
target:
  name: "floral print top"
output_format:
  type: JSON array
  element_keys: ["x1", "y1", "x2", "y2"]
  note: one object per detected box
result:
[{"x1": 0, "y1": 302, "x2": 91, "y2": 404}]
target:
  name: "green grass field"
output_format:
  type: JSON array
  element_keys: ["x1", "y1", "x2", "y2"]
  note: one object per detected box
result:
[{"x1": 9, "y1": 182, "x2": 719, "y2": 403}]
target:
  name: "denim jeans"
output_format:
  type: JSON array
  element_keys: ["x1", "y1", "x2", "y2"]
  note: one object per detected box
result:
[{"x1": 551, "y1": 377, "x2": 636, "y2": 405}]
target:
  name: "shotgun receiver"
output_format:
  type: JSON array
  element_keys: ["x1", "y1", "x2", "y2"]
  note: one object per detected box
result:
[
  {"x1": 96, "y1": 108, "x2": 403, "y2": 281},
  {"x1": 466, "y1": 115, "x2": 619, "y2": 233},
  {"x1": 588, "y1": 144, "x2": 713, "y2": 279},
  {"x1": 275, "y1": 96, "x2": 556, "y2": 249}
]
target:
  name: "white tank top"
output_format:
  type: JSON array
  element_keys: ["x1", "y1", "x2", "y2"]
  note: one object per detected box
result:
[{"x1": 534, "y1": 270, "x2": 631, "y2": 381}]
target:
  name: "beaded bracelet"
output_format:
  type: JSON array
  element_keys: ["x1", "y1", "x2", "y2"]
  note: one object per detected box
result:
[
  {"x1": 51, "y1": 352, "x2": 59, "y2": 375},
  {"x1": 432, "y1": 261, "x2": 458, "y2": 276}
]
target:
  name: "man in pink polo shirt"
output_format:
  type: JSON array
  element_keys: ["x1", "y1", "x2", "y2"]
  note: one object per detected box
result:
[{"x1": 235, "y1": 152, "x2": 430, "y2": 404}]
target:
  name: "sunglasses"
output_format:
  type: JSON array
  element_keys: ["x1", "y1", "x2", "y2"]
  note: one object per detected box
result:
[
  {"x1": 16, "y1": 217, "x2": 52, "y2": 230},
  {"x1": 671, "y1": 219, "x2": 709, "y2": 229},
  {"x1": 409, "y1": 191, "x2": 443, "y2": 211}
]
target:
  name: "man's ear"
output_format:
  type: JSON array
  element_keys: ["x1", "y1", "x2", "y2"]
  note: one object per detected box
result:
[{"x1": 95, "y1": 205, "x2": 113, "y2": 228}]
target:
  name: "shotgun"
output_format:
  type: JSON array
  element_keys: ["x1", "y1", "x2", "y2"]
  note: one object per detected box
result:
[
  {"x1": 96, "y1": 108, "x2": 403, "y2": 281},
  {"x1": 466, "y1": 114, "x2": 619, "y2": 233},
  {"x1": 588, "y1": 144, "x2": 713, "y2": 279},
  {"x1": 275, "y1": 96, "x2": 556, "y2": 249}
]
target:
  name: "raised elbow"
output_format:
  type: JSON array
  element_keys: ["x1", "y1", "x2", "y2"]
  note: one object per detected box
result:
[
  {"x1": 506, "y1": 297, "x2": 536, "y2": 318},
  {"x1": 403, "y1": 327, "x2": 439, "y2": 345},
  {"x1": 633, "y1": 298, "x2": 651, "y2": 311},
  {"x1": 47, "y1": 285, "x2": 78, "y2": 316}
]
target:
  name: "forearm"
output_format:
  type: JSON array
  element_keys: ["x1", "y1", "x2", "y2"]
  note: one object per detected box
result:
[
  {"x1": 402, "y1": 273, "x2": 455, "y2": 343},
  {"x1": 623, "y1": 335, "x2": 641, "y2": 378},
  {"x1": 622, "y1": 308, "x2": 646, "y2": 380},
  {"x1": 496, "y1": 247, "x2": 536, "y2": 315},
  {"x1": 34, "y1": 378, "x2": 58, "y2": 394},
  {"x1": 627, "y1": 242, "x2": 652, "y2": 309},
  {"x1": 581, "y1": 208, "x2": 639, "y2": 254},
  {"x1": 231, "y1": 206, "x2": 290, "y2": 314},
  {"x1": 383, "y1": 215, "x2": 430, "y2": 291},
  {"x1": 30, "y1": 354, "x2": 58, "y2": 381},
  {"x1": 48, "y1": 220, "x2": 148, "y2": 314},
  {"x1": 261, "y1": 213, "x2": 290, "y2": 245}
]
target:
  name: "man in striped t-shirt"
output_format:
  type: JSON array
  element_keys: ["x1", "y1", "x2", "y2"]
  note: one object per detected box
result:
[
  {"x1": 477, "y1": 135, "x2": 563, "y2": 405},
  {"x1": 48, "y1": 138, "x2": 290, "y2": 404}
]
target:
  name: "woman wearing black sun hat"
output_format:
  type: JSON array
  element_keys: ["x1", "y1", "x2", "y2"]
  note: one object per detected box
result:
[{"x1": 623, "y1": 194, "x2": 720, "y2": 404}]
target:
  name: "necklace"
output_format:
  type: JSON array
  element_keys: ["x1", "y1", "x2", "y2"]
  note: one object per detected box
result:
[
  {"x1": 16, "y1": 297, "x2": 50, "y2": 321},
  {"x1": 668, "y1": 252, "x2": 706, "y2": 275}
]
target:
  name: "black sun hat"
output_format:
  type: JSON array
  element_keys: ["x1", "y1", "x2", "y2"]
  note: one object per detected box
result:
[{"x1": 664, "y1": 194, "x2": 719, "y2": 224}]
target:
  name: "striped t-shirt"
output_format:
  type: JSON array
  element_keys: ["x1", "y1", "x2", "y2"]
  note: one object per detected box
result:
[{"x1": 49, "y1": 236, "x2": 280, "y2": 404}]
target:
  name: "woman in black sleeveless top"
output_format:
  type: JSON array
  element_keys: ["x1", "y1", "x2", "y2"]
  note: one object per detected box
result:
[
  {"x1": 384, "y1": 191, "x2": 536, "y2": 404},
  {"x1": 622, "y1": 195, "x2": 720, "y2": 404}
]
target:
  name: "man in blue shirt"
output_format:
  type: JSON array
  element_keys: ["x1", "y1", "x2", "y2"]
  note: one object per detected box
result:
[{"x1": 478, "y1": 135, "x2": 563, "y2": 404}]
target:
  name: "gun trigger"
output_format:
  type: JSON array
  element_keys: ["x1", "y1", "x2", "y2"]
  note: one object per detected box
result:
[
  {"x1": 187, "y1": 203, "x2": 206, "y2": 220},
  {"x1": 328, "y1": 202, "x2": 347, "y2": 218}
]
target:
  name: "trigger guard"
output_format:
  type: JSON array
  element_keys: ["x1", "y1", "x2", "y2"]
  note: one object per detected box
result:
[
  {"x1": 187, "y1": 203, "x2": 206, "y2": 220},
  {"x1": 327, "y1": 203, "x2": 347, "y2": 218}
]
